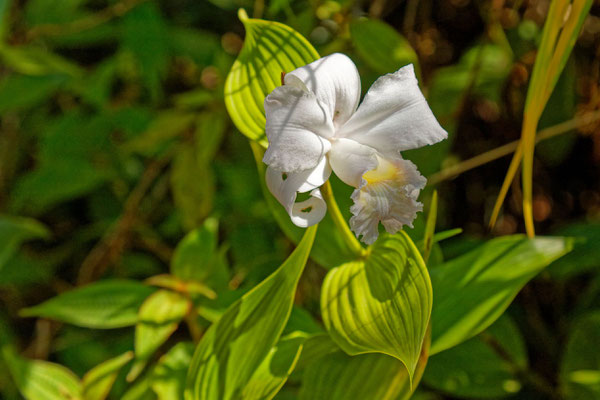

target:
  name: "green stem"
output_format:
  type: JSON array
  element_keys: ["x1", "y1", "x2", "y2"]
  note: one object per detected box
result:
[{"x1": 320, "y1": 181, "x2": 365, "y2": 258}]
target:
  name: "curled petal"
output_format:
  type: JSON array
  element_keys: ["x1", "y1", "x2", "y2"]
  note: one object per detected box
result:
[
  {"x1": 265, "y1": 158, "x2": 331, "y2": 227},
  {"x1": 349, "y1": 157, "x2": 426, "y2": 245},
  {"x1": 285, "y1": 53, "x2": 361, "y2": 130},
  {"x1": 263, "y1": 85, "x2": 334, "y2": 172},
  {"x1": 328, "y1": 138, "x2": 378, "y2": 188},
  {"x1": 338, "y1": 64, "x2": 447, "y2": 157},
  {"x1": 290, "y1": 189, "x2": 327, "y2": 228}
]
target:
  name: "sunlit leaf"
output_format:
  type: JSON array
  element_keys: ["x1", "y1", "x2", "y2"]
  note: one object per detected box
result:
[
  {"x1": 430, "y1": 235, "x2": 572, "y2": 354},
  {"x1": 21, "y1": 280, "x2": 155, "y2": 329},
  {"x1": 321, "y1": 232, "x2": 432, "y2": 381},
  {"x1": 82, "y1": 351, "x2": 134, "y2": 400},
  {"x1": 424, "y1": 315, "x2": 526, "y2": 398},
  {"x1": 3, "y1": 347, "x2": 82, "y2": 400},
  {"x1": 350, "y1": 18, "x2": 418, "y2": 75},
  {"x1": 242, "y1": 335, "x2": 304, "y2": 400},
  {"x1": 170, "y1": 218, "x2": 229, "y2": 291},
  {"x1": 135, "y1": 290, "x2": 190, "y2": 360},
  {"x1": 185, "y1": 225, "x2": 317, "y2": 400},
  {"x1": 560, "y1": 311, "x2": 600, "y2": 400},
  {"x1": 224, "y1": 9, "x2": 319, "y2": 146}
]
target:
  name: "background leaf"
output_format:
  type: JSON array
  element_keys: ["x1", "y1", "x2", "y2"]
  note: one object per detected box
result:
[
  {"x1": 21, "y1": 280, "x2": 155, "y2": 329},
  {"x1": 82, "y1": 351, "x2": 134, "y2": 400},
  {"x1": 3, "y1": 347, "x2": 82, "y2": 400}
]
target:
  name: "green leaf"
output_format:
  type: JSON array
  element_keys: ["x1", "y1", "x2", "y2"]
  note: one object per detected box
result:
[
  {"x1": 82, "y1": 351, "x2": 134, "y2": 400},
  {"x1": 299, "y1": 351, "x2": 412, "y2": 400},
  {"x1": 171, "y1": 218, "x2": 229, "y2": 291},
  {"x1": 0, "y1": 0, "x2": 11, "y2": 41},
  {"x1": 150, "y1": 342, "x2": 195, "y2": 400},
  {"x1": 135, "y1": 290, "x2": 190, "y2": 360},
  {"x1": 423, "y1": 315, "x2": 526, "y2": 398},
  {"x1": 422, "y1": 191, "x2": 438, "y2": 264},
  {"x1": 0, "y1": 215, "x2": 49, "y2": 273},
  {"x1": 0, "y1": 46, "x2": 83, "y2": 77},
  {"x1": 3, "y1": 347, "x2": 82, "y2": 400},
  {"x1": 321, "y1": 232, "x2": 432, "y2": 381},
  {"x1": 21, "y1": 279, "x2": 155, "y2": 329},
  {"x1": 242, "y1": 335, "x2": 304, "y2": 400},
  {"x1": 224, "y1": 9, "x2": 319, "y2": 146},
  {"x1": 0, "y1": 74, "x2": 67, "y2": 113},
  {"x1": 350, "y1": 18, "x2": 419, "y2": 75},
  {"x1": 171, "y1": 144, "x2": 215, "y2": 230},
  {"x1": 122, "y1": 1, "x2": 169, "y2": 102},
  {"x1": 185, "y1": 225, "x2": 317, "y2": 400},
  {"x1": 560, "y1": 312, "x2": 600, "y2": 400},
  {"x1": 430, "y1": 235, "x2": 572, "y2": 354},
  {"x1": 548, "y1": 222, "x2": 600, "y2": 279},
  {"x1": 124, "y1": 111, "x2": 195, "y2": 156}
]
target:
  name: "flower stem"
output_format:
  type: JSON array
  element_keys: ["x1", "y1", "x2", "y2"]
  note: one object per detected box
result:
[{"x1": 320, "y1": 181, "x2": 365, "y2": 257}]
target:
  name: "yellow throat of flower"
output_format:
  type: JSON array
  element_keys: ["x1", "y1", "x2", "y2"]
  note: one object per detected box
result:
[{"x1": 363, "y1": 157, "x2": 398, "y2": 185}]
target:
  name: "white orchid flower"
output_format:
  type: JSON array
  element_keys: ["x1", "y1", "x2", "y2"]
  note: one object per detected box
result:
[{"x1": 263, "y1": 53, "x2": 447, "y2": 245}]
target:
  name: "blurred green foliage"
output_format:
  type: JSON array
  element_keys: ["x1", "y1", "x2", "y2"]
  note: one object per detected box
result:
[{"x1": 0, "y1": 0, "x2": 599, "y2": 399}]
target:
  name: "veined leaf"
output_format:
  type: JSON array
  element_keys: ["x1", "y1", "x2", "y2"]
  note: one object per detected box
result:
[
  {"x1": 185, "y1": 225, "x2": 317, "y2": 400},
  {"x1": 430, "y1": 235, "x2": 572, "y2": 354},
  {"x1": 350, "y1": 18, "x2": 419, "y2": 76},
  {"x1": 20, "y1": 280, "x2": 155, "y2": 329},
  {"x1": 224, "y1": 9, "x2": 319, "y2": 146},
  {"x1": 3, "y1": 346, "x2": 82, "y2": 400},
  {"x1": 299, "y1": 327, "x2": 429, "y2": 400},
  {"x1": 82, "y1": 351, "x2": 134, "y2": 400},
  {"x1": 135, "y1": 290, "x2": 190, "y2": 360},
  {"x1": 321, "y1": 232, "x2": 432, "y2": 381}
]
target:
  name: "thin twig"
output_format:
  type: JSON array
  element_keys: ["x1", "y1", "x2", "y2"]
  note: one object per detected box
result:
[{"x1": 427, "y1": 110, "x2": 600, "y2": 186}]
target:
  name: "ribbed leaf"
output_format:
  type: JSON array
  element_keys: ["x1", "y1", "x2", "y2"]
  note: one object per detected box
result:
[
  {"x1": 3, "y1": 347, "x2": 82, "y2": 400},
  {"x1": 20, "y1": 280, "x2": 155, "y2": 329},
  {"x1": 321, "y1": 232, "x2": 432, "y2": 381},
  {"x1": 185, "y1": 225, "x2": 317, "y2": 400},
  {"x1": 82, "y1": 351, "x2": 134, "y2": 400},
  {"x1": 224, "y1": 9, "x2": 319, "y2": 146},
  {"x1": 430, "y1": 235, "x2": 572, "y2": 354}
]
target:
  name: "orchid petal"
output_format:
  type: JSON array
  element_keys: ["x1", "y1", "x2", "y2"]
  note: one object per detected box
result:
[
  {"x1": 338, "y1": 64, "x2": 447, "y2": 157},
  {"x1": 265, "y1": 158, "x2": 330, "y2": 227},
  {"x1": 349, "y1": 157, "x2": 426, "y2": 245},
  {"x1": 263, "y1": 85, "x2": 334, "y2": 172},
  {"x1": 285, "y1": 53, "x2": 361, "y2": 130},
  {"x1": 290, "y1": 189, "x2": 327, "y2": 227},
  {"x1": 328, "y1": 138, "x2": 378, "y2": 188}
]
